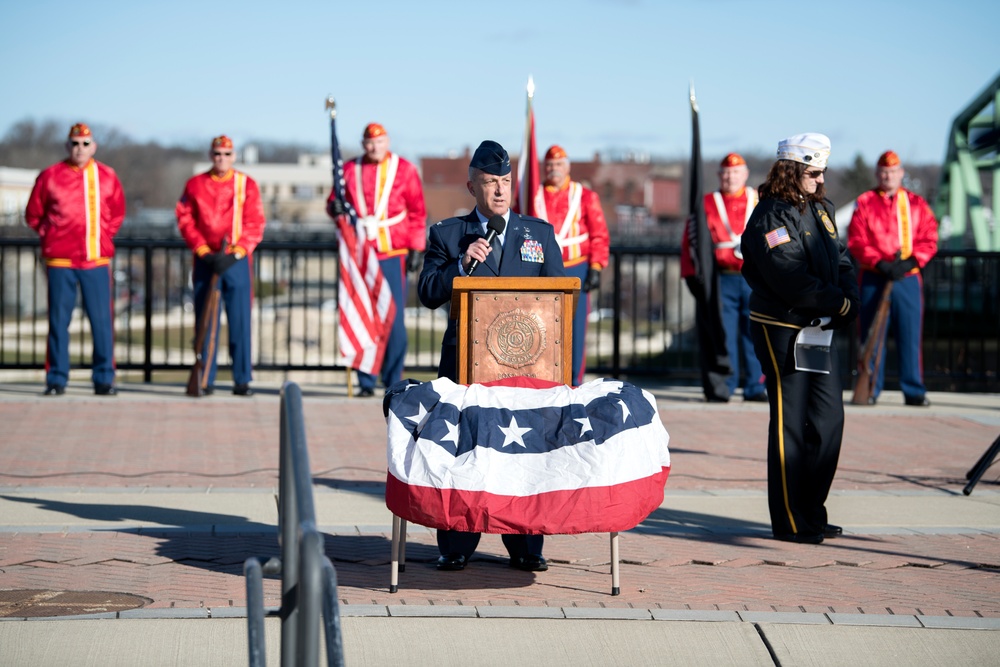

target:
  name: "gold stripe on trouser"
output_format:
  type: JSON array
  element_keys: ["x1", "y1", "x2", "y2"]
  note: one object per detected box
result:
[{"x1": 762, "y1": 325, "x2": 797, "y2": 533}]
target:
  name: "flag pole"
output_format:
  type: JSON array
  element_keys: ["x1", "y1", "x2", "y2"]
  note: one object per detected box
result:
[
  {"x1": 516, "y1": 76, "x2": 540, "y2": 217},
  {"x1": 686, "y1": 82, "x2": 731, "y2": 399},
  {"x1": 325, "y1": 95, "x2": 354, "y2": 397}
]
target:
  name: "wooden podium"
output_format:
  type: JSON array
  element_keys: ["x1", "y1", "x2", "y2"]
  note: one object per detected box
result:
[
  {"x1": 389, "y1": 277, "x2": 640, "y2": 597},
  {"x1": 450, "y1": 276, "x2": 580, "y2": 386}
]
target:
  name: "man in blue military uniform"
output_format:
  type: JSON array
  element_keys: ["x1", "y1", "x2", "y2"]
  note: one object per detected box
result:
[{"x1": 418, "y1": 139, "x2": 566, "y2": 572}]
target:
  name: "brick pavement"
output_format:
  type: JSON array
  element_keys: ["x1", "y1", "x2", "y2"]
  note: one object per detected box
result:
[{"x1": 1, "y1": 380, "x2": 999, "y2": 620}]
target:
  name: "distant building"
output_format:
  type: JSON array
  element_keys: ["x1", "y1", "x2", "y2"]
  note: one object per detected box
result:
[
  {"x1": 186, "y1": 145, "x2": 687, "y2": 244},
  {"x1": 420, "y1": 149, "x2": 683, "y2": 244},
  {"x1": 193, "y1": 148, "x2": 339, "y2": 230},
  {"x1": 0, "y1": 166, "x2": 39, "y2": 226}
]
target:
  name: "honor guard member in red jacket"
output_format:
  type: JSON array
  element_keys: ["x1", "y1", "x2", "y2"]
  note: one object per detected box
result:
[
  {"x1": 534, "y1": 145, "x2": 610, "y2": 385},
  {"x1": 25, "y1": 123, "x2": 126, "y2": 396},
  {"x1": 681, "y1": 153, "x2": 767, "y2": 402},
  {"x1": 847, "y1": 150, "x2": 938, "y2": 406},
  {"x1": 327, "y1": 123, "x2": 427, "y2": 397},
  {"x1": 176, "y1": 135, "x2": 266, "y2": 396},
  {"x1": 742, "y1": 133, "x2": 859, "y2": 544}
]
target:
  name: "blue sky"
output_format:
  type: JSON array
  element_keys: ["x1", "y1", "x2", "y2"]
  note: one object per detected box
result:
[{"x1": 2, "y1": 0, "x2": 997, "y2": 167}]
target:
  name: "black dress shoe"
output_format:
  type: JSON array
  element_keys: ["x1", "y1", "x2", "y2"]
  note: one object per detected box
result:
[
  {"x1": 744, "y1": 392, "x2": 768, "y2": 403},
  {"x1": 357, "y1": 387, "x2": 375, "y2": 398},
  {"x1": 904, "y1": 395, "x2": 930, "y2": 407},
  {"x1": 436, "y1": 554, "x2": 467, "y2": 571},
  {"x1": 823, "y1": 524, "x2": 843, "y2": 538},
  {"x1": 44, "y1": 384, "x2": 66, "y2": 396},
  {"x1": 233, "y1": 384, "x2": 253, "y2": 396},
  {"x1": 773, "y1": 532, "x2": 824, "y2": 545},
  {"x1": 94, "y1": 384, "x2": 117, "y2": 396},
  {"x1": 509, "y1": 555, "x2": 548, "y2": 572}
]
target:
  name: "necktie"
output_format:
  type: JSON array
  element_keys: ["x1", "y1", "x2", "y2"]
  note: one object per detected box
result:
[{"x1": 491, "y1": 236, "x2": 502, "y2": 269}]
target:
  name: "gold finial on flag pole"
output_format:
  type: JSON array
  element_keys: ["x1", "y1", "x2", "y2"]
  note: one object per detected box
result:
[{"x1": 325, "y1": 95, "x2": 337, "y2": 119}]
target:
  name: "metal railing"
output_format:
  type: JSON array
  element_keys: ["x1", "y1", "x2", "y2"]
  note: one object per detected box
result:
[
  {"x1": 1, "y1": 237, "x2": 997, "y2": 392},
  {"x1": 244, "y1": 382, "x2": 344, "y2": 667}
]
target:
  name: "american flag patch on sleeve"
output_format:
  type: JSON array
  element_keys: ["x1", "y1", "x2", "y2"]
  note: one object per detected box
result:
[{"x1": 765, "y1": 226, "x2": 791, "y2": 249}]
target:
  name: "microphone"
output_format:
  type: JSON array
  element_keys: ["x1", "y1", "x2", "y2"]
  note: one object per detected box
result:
[{"x1": 467, "y1": 215, "x2": 506, "y2": 276}]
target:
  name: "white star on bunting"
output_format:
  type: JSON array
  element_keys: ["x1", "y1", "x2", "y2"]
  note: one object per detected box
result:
[
  {"x1": 407, "y1": 403, "x2": 429, "y2": 431},
  {"x1": 441, "y1": 420, "x2": 460, "y2": 446},
  {"x1": 618, "y1": 399, "x2": 631, "y2": 422},
  {"x1": 499, "y1": 416, "x2": 532, "y2": 448}
]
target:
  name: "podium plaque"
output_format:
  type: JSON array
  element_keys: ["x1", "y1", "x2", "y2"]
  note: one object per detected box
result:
[{"x1": 450, "y1": 277, "x2": 580, "y2": 385}]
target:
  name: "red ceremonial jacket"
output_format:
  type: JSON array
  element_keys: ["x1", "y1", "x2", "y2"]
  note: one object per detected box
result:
[
  {"x1": 176, "y1": 169, "x2": 266, "y2": 258},
  {"x1": 332, "y1": 153, "x2": 427, "y2": 260},
  {"x1": 25, "y1": 159, "x2": 125, "y2": 269},
  {"x1": 847, "y1": 188, "x2": 938, "y2": 273},
  {"x1": 680, "y1": 188, "x2": 757, "y2": 277},
  {"x1": 535, "y1": 180, "x2": 610, "y2": 269}
]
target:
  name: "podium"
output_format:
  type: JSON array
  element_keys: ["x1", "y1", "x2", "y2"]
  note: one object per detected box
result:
[
  {"x1": 388, "y1": 275, "x2": 639, "y2": 596},
  {"x1": 450, "y1": 276, "x2": 580, "y2": 386}
]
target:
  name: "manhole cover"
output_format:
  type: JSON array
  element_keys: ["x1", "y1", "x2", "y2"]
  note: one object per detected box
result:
[{"x1": 0, "y1": 590, "x2": 151, "y2": 618}]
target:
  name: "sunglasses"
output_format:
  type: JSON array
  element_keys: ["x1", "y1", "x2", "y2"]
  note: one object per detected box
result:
[
  {"x1": 69, "y1": 140, "x2": 92, "y2": 147},
  {"x1": 804, "y1": 168, "x2": 827, "y2": 179},
  {"x1": 212, "y1": 151, "x2": 233, "y2": 157}
]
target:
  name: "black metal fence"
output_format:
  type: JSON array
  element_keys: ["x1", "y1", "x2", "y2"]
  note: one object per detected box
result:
[{"x1": 1, "y1": 237, "x2": 997, "y2": 392}]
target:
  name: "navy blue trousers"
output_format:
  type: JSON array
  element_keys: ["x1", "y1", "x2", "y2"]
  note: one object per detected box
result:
[
  {"x1": 720, "y1": 273, "x2": 766, "y2": 397},
  {"x1": 858, "y1": 270, "x2": 926, "y2": 400},
  {"x1": 45, "y1": 265, "x2": 115, "y2": 388},
  {"x1": 192, "y1": 256, "x2": 254, "y2": 387}
]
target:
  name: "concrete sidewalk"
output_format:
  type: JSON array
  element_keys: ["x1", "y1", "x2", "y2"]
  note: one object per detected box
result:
[{"x1": 1, "y1": 377, "x2": 999, "y2": 665}]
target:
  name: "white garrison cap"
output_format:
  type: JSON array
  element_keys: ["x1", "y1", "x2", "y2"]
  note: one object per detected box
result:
[{"x1": 776, "y1": 133, "x2": 831, "y2": 169}]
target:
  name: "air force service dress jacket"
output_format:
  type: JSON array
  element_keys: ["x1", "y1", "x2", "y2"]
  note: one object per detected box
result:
[{"x1": 418, "y1": 210, "x2": 567, "y2": 376}]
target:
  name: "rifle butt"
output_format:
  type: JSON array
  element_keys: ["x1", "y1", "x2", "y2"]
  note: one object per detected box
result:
[{"x1": 186, "y1": 362, "x2": 204, "y2": 397}]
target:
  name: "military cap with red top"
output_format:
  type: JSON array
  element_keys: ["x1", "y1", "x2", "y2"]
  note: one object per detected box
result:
[
  {"x1": 68, "y1": 123, "x2": 92, "y2": 139},
  {"x1": 545, "y1": 145, "x2": 568, "y2": 161},
  {"x1": 720, "y1": 153, "x2": 746, "y2": 168},
  {"x1": 211, "y1": 135, "x2": 234, "y2": 150},
  {"x1": 363, "y1": 123, "x2": 387, "y2": 139},
  {"x1": 877, "y1": 150, "x2": 901, "y2": 167}
]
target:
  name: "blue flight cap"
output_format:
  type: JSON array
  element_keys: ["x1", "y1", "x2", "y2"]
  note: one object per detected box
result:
[{"x1": 469, "y1": 140, "x2": 511, "y2": 176}]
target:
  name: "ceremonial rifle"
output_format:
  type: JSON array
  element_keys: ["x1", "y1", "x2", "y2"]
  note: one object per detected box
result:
[
  {"x1": 851, "y1": 281, "x2": 893, "y2": 405},
  {"x1": 186, "y1": 272, "x2": 222, "y2": 397}
]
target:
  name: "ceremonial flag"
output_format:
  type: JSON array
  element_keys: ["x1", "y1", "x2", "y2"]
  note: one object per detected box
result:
[
  {"x1": 384, "y1": 376, "x2": 671, "y2": 535},
  {"x1": 515, "y1": 75, "x2": 541, "y2": 217},
  {"x1": 686, "y1": 84, "x2": 731, "y2": 379},
  {"x1": 328, "y1": 106, "x2": 395, "y2": 374}
]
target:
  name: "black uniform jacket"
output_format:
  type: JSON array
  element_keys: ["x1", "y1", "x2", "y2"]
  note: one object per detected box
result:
[
  {"x1": 418, "y1": 210, "x2": 567, "y2": 350},
  {"x1": 741, "y1": 197, "x2": 859, "y2": 328}
]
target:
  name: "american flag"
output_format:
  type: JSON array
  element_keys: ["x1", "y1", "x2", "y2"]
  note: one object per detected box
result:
[
  {"x1": 515, "y1": 76, "x2": 541, "y2": 217},
  {"x1": 329, "y1": 111, "x2": 395, "y2": 375},
  {"x1": 765, "y1": 226, "x2": 791, "y2": 249},
  {"x1": 384, "y1": 376, "x2": 671, "y2": 535}
]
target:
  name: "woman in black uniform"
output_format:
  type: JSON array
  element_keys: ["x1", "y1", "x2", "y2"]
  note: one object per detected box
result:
[{"x1": 740, "y1": 133, "x2": 859, "y2": 544}]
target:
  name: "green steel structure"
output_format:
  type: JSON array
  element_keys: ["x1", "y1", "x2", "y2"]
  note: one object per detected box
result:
[{"x1": 935, "y1": 71, "x2": 1000, "y2": 250}]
